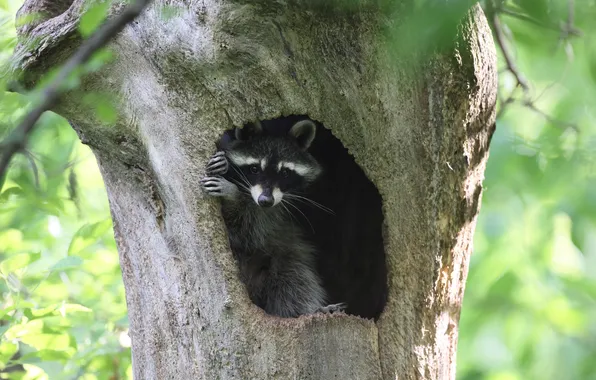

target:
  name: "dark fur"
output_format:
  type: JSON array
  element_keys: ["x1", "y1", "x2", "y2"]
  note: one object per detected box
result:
[
  {"x1": 201, "y1": 121, "x2": 344, "y2": 317},
  {"x1": 214, "y1": 116, "x2": 388, "y2": 320}
]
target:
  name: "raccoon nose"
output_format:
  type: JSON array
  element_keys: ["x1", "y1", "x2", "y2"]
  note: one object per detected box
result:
[{"x1": 258, "y1": 193, "x2": 274, "y2": 207}]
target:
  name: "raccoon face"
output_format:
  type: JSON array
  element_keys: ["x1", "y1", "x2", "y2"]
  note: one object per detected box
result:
[
  {"x1": 236, "y1": 157, "x2": 319, "y2": 207},
  {"x1": 226, "y1": 120, "x2": 321, "y2": 208}
]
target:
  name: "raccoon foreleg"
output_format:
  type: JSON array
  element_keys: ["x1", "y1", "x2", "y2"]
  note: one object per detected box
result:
[
  {"x1": 205, "y1": 151, "x2": 228, "y2": 175},
  {"x1": 201, "y1": 151, "x2": 238, "y2": 199},
  {"x1": 200, "y1": 176, "x2": 239, "y2": 198}
]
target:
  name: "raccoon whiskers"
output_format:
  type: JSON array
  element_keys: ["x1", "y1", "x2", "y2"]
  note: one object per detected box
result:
[
  {"x1": 229, "y1": 166, "x2": 254, "y2": 196},
  {"x1": 283, "y1": 199, "x2": 315, "y2": 233},
  {"x1": 229, "y1": 176, "x2": 250, "y2": 193},
  {"x1": 285, "y1": 193, "x2": 335, "y2": 215},
  {"x1": 231, "y1": 165, "x2": 251, "y2": 189},
  {"x1": 280, "y1": 201, "x2": 300, "y2": 226},
  {"x1": 231, "y1": 180, "x2": 251, "y2": 194}
]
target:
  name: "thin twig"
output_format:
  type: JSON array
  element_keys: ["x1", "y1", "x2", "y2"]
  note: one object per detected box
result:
[
  {"x1": 566, "y1": 0, "x2": 576, "y2": 37},
  {"x1": 496, "y1": 87, "x2": 518, "y2": 119},
  {"x1": 533, "y1": 63, "x2": 570, "y2": 103},
  {"x1": 522, "y1": 100, "x2": 578, "y2": 132},
  {"x1": 497, "y1": 91, "x2": 578, "y2": 132},
  {"x1": 0, "y1": 0, "x2": 152, "y2": 186},
  {"x1": 500, "y1": 8, "x2": 549, "y2": 29},
  {"x1": 491, "y1": 11, "x2": 530, "y2": 91},
  {"x1": 488, "y1": 1, "x2": 580, "y2": 133},
  {"x1": 501, "y1": 7, "x2": 582, "y2": 37}
]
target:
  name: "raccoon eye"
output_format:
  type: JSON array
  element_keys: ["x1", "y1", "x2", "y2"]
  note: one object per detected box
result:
[
  {"x1": 249, "y1": 165, "x2": 259, "y2": 174},
  {"x1": 280, "y1": 168, "x2": 290, "y2": 178}
]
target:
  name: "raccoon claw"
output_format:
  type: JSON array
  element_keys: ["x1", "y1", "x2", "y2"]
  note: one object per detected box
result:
[
  {"x1": 317, "y1": 303, "x2": 347, "y2": 315},
  {"x1": 206, "y1": 151, "x2": 228, "y2": 175},
  {"x1": 201, "y1": 176, "x2": 224, "y2": 196},
  {"x1": 201, "y1": 176, "x2": 238, "y2": 198}
]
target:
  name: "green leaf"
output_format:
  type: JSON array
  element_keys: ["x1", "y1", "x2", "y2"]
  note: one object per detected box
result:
[
  {"x1": 82, "y1": 92, "x2": 118, "y2": 124},
  {"x1": 20, "y1": 331, "x2": 74, "y2": 352},
  {"x1": 0, "y1": 340, "x2": 18, "y2": 365},
  {"x1": 23, "y1": 305, "x2": 58, "y2": 321},
  {"x1": 20, "y1": 348, "x2": 71, "y2": 362},
  {"x1": 23, "y1": 303, "x2": 91, "y2": 321},
  {"x1": 79, "y1": 2, "x2": 110, "y2": 37},
  {"x1": 0, "y1": 301, "x2": 35, "y2": 319},
  {"x1": 0, "y1": 229, "x2": 24, "y2": 251},
  {"x1": 0, "y1": 186, "x2": 23, "y2": 203},
  {"x1": 67, "y1": 220, "x2": 112, "y2": 255},
  {"x1": 14, "y1": 10, "x2": 44, "y2": 28},
  {"x1": 4, "y1": 319, "x2": 44, "y2": 340},
  {"x1": 59, "y1": 303, "x2": 92, "y2": 315},
  {"x1": 50, "y1": 256, "x2": 83, "y2": 272},
  {"x1": 84, "y1": 48, "x2": 115, "y2": 73},
  {"x1": 0, "y1": 324, "x2": 10, "y2": 337},
  {"x1": 95, "y1": 99, "x2": 118, "y2": 124},
  {"x1": 0, "y1": 252, "x2": 41, "y2": 274}
]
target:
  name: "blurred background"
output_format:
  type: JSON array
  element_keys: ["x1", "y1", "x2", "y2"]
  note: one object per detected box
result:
[{"x1": 1, "y1": 0, "x2": 595, "y2": 379}]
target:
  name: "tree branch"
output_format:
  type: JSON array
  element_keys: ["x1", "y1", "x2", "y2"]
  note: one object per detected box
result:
[
  {"x1": 522, "y1": 100, "x2": 578, "y2": 132},
  {"x1": 490, "y1": 11, "x2": 529, "y2": 91},
  {"x1": 500, "y1": 7, "x2": 582, "y2": 37},
  {"x1": 563, "y1": 0, "x2": 581, "y2": 38},
  {"x1": 0, "y1": 0, "x2": 152, "y2": 187},
  {"x1": 488, "y1": 1, "x2": 579, "y2": 133}
]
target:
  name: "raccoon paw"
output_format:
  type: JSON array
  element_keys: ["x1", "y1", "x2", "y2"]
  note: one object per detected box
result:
[
  {"x1": 206, "y1": 151, "x2": 228, "y2": 175},
  {"x1": 200, "y1": 176, "x2": 238, "y2": 198},
  {"x1": 317, "y1": 303, "x2": 347, "y2": 315}
]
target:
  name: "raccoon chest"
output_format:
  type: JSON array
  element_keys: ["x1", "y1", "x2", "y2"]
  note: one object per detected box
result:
[
  {"x1": 239, "y1": 254, "x2": 271, "y2": 287},
  {"x1": 223, "y1": 206, "x2": 289, "y2": 250}
]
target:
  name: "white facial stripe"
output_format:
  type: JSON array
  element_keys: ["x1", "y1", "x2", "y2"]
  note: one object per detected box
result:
[
  {"x1": 278, "y1": 162, "x2": 296, "y2": 172},
  {"x1": 272, "y1": 187, "x2": 283, "y2": 206},
  {"x1": 250, "y1": 184, "x2": 262, "y2": 204},
  {"x1": 261, "y1": 158, "x2": 267, "y2": 171},
  {"x1": 228, "y1": 152, "x2": 260, "y2": 166},
  {"x1": 278, "y1": 161, "x2": 312, "y2": 177},
  {"x1": 292, "y1": 164, "x2": 312, "y2": 177}
]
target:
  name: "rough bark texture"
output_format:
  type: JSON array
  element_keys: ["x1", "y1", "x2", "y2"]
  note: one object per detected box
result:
[{"x1": 13, "y1": 1, "x2": 497, "y2": 379}]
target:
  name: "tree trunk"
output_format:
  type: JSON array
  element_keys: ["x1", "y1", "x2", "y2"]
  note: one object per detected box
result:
[{"x1": 12, "y1": 1, "x2": 497, "y2": 378}]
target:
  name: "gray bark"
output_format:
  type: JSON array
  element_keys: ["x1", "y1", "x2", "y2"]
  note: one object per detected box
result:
[{"x1": 12, "y1": 1, "x2": 497, "y2": 379}]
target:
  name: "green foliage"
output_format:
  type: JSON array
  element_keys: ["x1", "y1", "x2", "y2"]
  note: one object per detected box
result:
[
  {"x1": 0, "y1": 0, "x2": 595, "y2": 379},
  {"x1": 79, "y1": 2, "x2": 111, "y2": 38},
  {"x1": 1, "y1": 1, "x2": 130, "y2": 378},
  {"x1": 457, "y1": 1, "x2": 596, "y2": 379}
]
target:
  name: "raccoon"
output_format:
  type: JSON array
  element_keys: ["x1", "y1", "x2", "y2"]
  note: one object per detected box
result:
[
  {"x1": 218, "y1": 116, "x2": 388, "y2": 321},
  {"x1": 200, "y1": 120, "x2": 345, "y2": 318}
]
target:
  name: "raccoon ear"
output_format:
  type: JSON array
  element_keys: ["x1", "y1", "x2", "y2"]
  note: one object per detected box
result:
[
  {"x1": 235, "y1": 121, "x2": 263, "y2": 141},
  {"x1": 289, "y1": 120, "x2": 316, "y2": 150},
  {"x1": 217, "y1": 129, "x2": 235, "y2": 150}
]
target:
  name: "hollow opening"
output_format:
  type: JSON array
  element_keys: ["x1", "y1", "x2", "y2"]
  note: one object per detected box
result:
[{"x1": 206, "y1": 115, "x2": 387, "y2": 320}]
